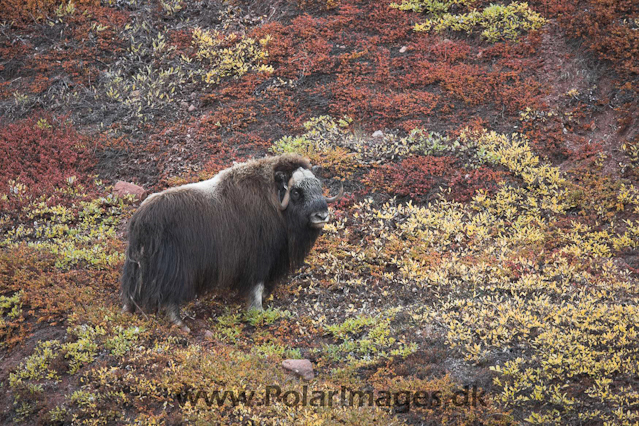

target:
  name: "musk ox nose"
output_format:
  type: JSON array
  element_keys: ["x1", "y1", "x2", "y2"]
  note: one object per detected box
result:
[{"x1": 310, "y1": 210, "x2": 329, "y2": 228}]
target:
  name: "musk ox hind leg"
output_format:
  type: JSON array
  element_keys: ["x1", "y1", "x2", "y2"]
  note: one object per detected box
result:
[
  {"x1": 121, "y1": 255, "x2": 141, "y2": 314},
  {"x1": 246, "y1": 282, "x2": 265, "y2": 311},
  {"x1": 166, "y1": 303, "x2": 191, "y2": 333},
  {"x1": 121, "y1": 299, "x2": 136, "y2": 314}
]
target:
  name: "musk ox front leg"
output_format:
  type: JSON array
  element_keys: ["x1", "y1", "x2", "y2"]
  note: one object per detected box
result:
[{"x1": 246, "y1": 282, "x2": 265, "y2": 311}]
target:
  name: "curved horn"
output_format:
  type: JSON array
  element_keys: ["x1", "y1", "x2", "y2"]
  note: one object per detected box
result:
[
  {"x1": 325, "y1": 183, "x2": 344, "y2": 203},
  {"x1": 279, "y1": 177, "x2": 295, "y2": 210}
]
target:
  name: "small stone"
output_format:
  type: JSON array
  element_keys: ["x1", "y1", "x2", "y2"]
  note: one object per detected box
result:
[
  {"x1": 113, "y1": 181, "x2": 147, "y2": 200},
  {"x1": 282, "y1": 359, "x2": 314, "y2": 380},
  {"x1": 131, "y1": 90, "x2": 140, "y2": 98},
  {"x1": 188, "y1": 104, "x2": 196, "y2": 112},
  {"x1": 399, "y1": 46, "x2": 407, "y2": 53},
  {"x1": 204, "y1": 330, "x2": 215, "y2": 339},
  {"x1": 372, "y1": 130, "x2": 384, "y2": 138},
  {"x1": 180, "y1": 101, "x2": 189, "y2": 109}
]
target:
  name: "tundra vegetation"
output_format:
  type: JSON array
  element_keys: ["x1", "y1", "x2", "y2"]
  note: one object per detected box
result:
[{"x1": 0, "y1": 0, "x2": 638, "y2": 424}]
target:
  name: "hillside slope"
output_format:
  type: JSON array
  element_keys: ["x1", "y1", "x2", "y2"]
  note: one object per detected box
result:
[{"x1": 1, "y1": 0, "x2": 638, "y2": 424}]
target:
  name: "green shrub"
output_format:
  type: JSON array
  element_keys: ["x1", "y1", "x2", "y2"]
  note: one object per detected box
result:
[{"x1": 392, "y1": 0, "x2": 546, "y2": 42}]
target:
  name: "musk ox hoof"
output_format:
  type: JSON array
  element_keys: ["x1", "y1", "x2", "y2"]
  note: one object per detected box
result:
[
  {"x1": 176, "y1": 324, "x2": 191, "y2": 333},
  {"x1": 122, "y1": 302, "x2": 135, "y2": 313},
  {"x1": 170, "y1": 318, "x2": 191, "y2": 334},
  {"x1": 167, "y1": 304, "x2": 191, "y2": 333}
]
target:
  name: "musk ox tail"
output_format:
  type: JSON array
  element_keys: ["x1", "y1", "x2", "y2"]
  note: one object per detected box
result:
[
  {"x1": 120, "y1": 215, "x2": 148, "y2": 313},
  {"x1": 121, "y1": 243, "x2": 142, "y2": 313}
]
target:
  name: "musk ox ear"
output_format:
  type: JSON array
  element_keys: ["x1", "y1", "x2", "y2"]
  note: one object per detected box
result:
[{"x1": 275, "y1": 171, "x2": 288, "y2": 186}]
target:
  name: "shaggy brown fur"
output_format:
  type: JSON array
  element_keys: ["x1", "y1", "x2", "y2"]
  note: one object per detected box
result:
[{"x1": 121, "y1": 154, "x2": 330, "y2": 331}]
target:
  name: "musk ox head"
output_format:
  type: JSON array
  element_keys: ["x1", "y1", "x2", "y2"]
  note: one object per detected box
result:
[{"x1": 277, "y1": 167, "x2": 343, "y2": 230}]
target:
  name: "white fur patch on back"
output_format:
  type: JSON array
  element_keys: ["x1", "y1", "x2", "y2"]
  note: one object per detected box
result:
[
  {"x1": 141, "y1": 168, "x2": 230, "y2": 205},
  {"x1": 182, "y1": 168, "x2": 230, "y2": 195}
]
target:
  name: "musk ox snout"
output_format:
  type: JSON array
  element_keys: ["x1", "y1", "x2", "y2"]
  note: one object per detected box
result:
[
  {"x1": 310, "y1": 184, "x2": 343, "y2": 229},
  {"x1": 309, "y1": 210, "x2": 329, "y2": 229}
]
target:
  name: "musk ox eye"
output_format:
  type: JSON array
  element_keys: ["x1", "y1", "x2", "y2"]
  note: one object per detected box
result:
[{"x1": 291, "y1": 188, "x2": 301, "y2": 200}]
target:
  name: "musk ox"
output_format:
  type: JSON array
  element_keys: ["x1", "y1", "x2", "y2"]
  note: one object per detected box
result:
[{"x1": 121, "y1": 154, "x2": 342, "y2": 332}]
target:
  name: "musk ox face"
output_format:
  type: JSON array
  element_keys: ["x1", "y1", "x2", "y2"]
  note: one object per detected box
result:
[{"x1": 281, "y1": 168, "x2": 331, "y2": 230}]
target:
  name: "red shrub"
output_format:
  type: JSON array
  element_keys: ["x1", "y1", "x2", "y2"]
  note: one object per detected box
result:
[
  {"x1": 0, "y1": 0, "x2": 98, "y2": 22},
  {"x1": 246, "y1": 1, "x2": 548, "y2": 132},
  {"x1": 0, "y1": 115, "x2": 95, "y2": 211},
  {"x1": 365, "y1": 156, "x2": 457, "y2": 199},
  {"x1": 365, "y1": 155, "x2": 505, "y2": 202},
  {"x1": 530, "y1": 0, "x2": 638, "y2": 88},
  {"x1": 448, "y1": 167, "x2": 506, "y2": 202}
]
